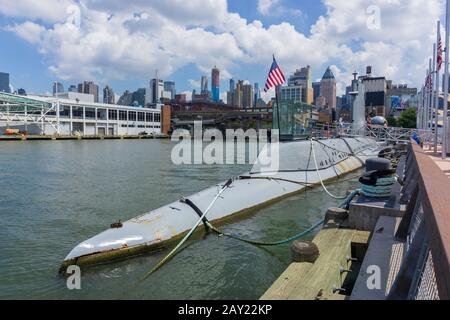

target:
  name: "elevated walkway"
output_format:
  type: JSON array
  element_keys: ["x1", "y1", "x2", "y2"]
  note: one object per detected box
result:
[{"x1": 351, "y1": 216, "x2": 404, "y2": 300}]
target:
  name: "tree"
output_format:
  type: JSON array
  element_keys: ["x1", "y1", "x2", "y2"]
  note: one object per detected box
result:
[
  {"x1": 386, "y1": 116, "x2": 398, "y2": 127},
  {"x1": 398, "y1": 108, "x2": 416, "y2": 128}
]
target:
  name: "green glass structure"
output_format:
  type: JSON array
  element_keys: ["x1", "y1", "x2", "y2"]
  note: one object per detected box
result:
[{"x1": 273, "y1": 100, "x2": 317, "y2": 140}]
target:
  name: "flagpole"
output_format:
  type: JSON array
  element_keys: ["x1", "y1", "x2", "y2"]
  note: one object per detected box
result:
[
  {"x1": 443, "y1": 0, "x2": 450, "y2": 158},
  {"x1": 434, "y1": 20, "x2": 441, "y2": 153},
  {"x1": 272, "y1": 54, "x2": 281, "y2": 135},
  {"x1": 426, "y1": 67, "x2": 430, "y2": 130},
  {"x1": 428, "y1": 50, "x2": 436, "y2": 134},
  {"x1": 418, "y1": 86, "x2": 421, "y2": 129},
  {"x1": 275, "y1": 85, "x2": 281, "y2": 134},
  {"x1": 426, "y1": 64, "x2": 429, "y2": 130},
  {"x1": 420, "y1": 86, "x2": 422, "y2": 129},
  {"x1": 429, "y1": 58, "x2": 433, "y2": 130},
  {"x1": 420, "y1": 85, "x2": 424, "y2": 130},
  {"x1": 423, "y1": 84, "x2": 426, "y2": 129}
]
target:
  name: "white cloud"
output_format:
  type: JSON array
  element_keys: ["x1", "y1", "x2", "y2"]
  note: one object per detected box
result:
[
  {"x1": 85, "y1": 0, "x2": 229, "y2": 27},
  {"x1": 257, "y1": 0, "x2": 280, "y2": 16},
  {"x1": 0, "y1": 0, "x2": 75, "y2": 23},
  {"x1": 5, "y1": 21, "x2": 45, "y2": 44},
  {"x1": 256, "y1": 0, "x2": 302, "y2": 18},
  {"x1": 1, "y1": 0, "x2": 445, "y2": 98}
]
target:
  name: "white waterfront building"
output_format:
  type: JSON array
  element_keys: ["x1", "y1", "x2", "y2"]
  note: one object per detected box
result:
[{"x1": 0, "y1": 92, "x2": 162, "y2": 136}]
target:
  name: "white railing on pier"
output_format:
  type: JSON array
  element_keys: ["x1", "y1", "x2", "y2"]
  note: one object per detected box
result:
[{"x1": 338, "y1": 125, "x2": 435, "y2": 145}]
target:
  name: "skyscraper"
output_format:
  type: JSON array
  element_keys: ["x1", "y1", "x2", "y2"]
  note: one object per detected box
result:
[
  {"x1": 148, "y1": 78, "x2": 164, "y2": 104},
  {"x1": 320, "y1": 67, "x2": 337, "y2": 110},
  {"x1": 312, "y1": 82, "x2": 321, "y2": 102},
  {"x1": 201, "y1": 76, "x2": 209, "y2": 94},
  {"x1": 226, "y1": 79, "x2": 236, "y2": 106},
  {"x1": 164, "y1": 81, "x2": 176, "y2": 100},
  {"x1": 78, "y1": 81, "x2": 99, "y2": 102},
  {"x1": 53, "y1": 82, "x2": 64, "y2": 96},
  {"x1": 233, "y1": 80, "x2": 244, "y2": 108},
  {"x1": 242, "y1": 83, "x2": 254, "y2": 110},
  {"x1": 288, "y1": 66, "x2": 313, "y2": 104},
  {"x1": 229, "y1": 79, "x2": 235, "y2": 93},
  {"x1": 253, "y1": 83, "x2": 260, "y2": 107},
  {"x1": 227, "y1": 91, "x2": 233, "y2": 106},
  {"x1": 103, "y1": 85, "x2": 115, "y2": 104},
  {"x1": 211, "y1": 67, "x2": 220, "y2": 102},
  {"x1": 0, "y1": 72, "x2": 10, "y2": 93}
]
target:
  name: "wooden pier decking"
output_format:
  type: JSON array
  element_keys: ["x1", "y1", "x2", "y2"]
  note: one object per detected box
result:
[{"x1": 261, "y1": 226, "x2": 370, "y2": 300}]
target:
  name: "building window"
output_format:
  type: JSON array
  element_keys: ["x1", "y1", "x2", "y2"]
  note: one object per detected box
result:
[
  {"x1": 85, "y1": 108, "x2": 96, "y2": 119},
  {"x1": 108, "y1": 109, "x2": 118, "y2": 120},
  {"x1": 138, "y1": 112, "x2": 145, "y2": 122},
  {"x1": 72, "y1": 107, "x2": 83, "y2": 118},
  {"x1": 129, "y1": 111, "x2": 136, "y2": 121},
  {"x1": 145, "y1": 113, "x2": 153, "y2": 122},
  {"x1": 47, "y1": 109, "x2": 56, "y2": 116},
  {"x1": 59, "y1": 106, "x2": 70, "y2": 118},
  {"x1": 119, "y1": 110, "x2": 127, "y2": 121},
  {"x1": 97, "y1": 109, "x2": 107, "y2": 120},
  {"x1": 154, "y1": 113, "x2": 161, "y2": 122}
]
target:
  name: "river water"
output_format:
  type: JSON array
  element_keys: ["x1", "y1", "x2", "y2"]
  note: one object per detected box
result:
[{"x1": 0, "y1": 140, "x2": 361, "y2": 299}]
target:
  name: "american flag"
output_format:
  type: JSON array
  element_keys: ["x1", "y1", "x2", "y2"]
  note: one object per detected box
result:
[
  {"x1": 264, "y1": 56, "x2": 286, "y2": 92},
  {"x1": 437, "y1": 27, "x2": 443, "y2": 71}
]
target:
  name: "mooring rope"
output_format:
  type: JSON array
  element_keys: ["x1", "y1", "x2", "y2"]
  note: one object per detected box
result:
[
  {"x1": 203, "y1": 189, "x2": 360, "y2": 247},
  {"x1": 360, "y1": 176, "x2": 397, "y2": 198},
  {"x1": 238, "y1": 172, "x2": 364, "y2": 188},
  {"x1": 310, "y1": 139, "x2": 348, "y2": 200},
  {"x1": 238, "y1": 175, "x2": 313, "y2": 187},
  {"x1": 142, "y1": 178, "x2": 234, "y2": 280},
  {"x1": 142, "y1": 189, "x2": 361, "y2": 280}
]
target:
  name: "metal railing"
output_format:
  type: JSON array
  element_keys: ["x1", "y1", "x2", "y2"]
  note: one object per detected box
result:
[
  {"x1": 306, "y1": 124, "x2": 434, "y2": 145},
  {"x1": 344, "y1": 126, "x2": 433, "y2": 144},
  {"x1": 388, "y1": 142, "x2": 450, "y2": 300}
]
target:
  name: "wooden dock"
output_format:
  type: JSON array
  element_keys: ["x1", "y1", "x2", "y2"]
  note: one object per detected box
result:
[{"x1": 261, "y1": 227, "x2": 370, "y2": 300}]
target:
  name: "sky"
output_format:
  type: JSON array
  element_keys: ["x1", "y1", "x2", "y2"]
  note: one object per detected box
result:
[{"x1": 0, "y1": 0, "x2": 445, "y2": 102}]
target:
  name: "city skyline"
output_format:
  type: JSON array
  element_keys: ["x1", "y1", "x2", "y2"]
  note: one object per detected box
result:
[{"x1": 0, "y1": 0, "x2": 445, "y2": 101}]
